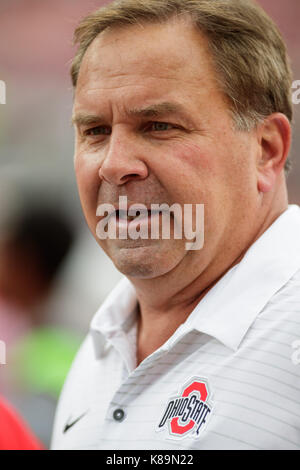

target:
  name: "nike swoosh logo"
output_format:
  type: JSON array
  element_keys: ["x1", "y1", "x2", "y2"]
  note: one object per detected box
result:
[{"x1": 63, "y1": 411, "x2": 88, "y2": 433}]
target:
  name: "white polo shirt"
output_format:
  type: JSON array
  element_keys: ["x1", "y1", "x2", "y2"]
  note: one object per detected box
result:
[{"x1": 51, "y1": 205, "x2": 300, "y2": 450}]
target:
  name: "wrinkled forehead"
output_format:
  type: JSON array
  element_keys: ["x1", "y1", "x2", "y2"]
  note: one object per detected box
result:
[{"x1": 76, "y1": 18, "x2": 218, "y2": 92}]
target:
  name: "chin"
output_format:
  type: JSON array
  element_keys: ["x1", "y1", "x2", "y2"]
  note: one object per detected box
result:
[
  {"x1": 115, "y1": 261, "x2": 161, "y2": 279},
  {"x1": 105, "y1": 240, "x2": 184, "y2": 280}
]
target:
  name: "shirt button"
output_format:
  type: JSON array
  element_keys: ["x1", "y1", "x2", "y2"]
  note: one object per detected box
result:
[{"x1": 113, "y1": 408, "x2": 125, "y2": 422}]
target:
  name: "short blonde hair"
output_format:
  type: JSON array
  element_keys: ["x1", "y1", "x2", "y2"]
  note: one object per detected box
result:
[{"x1": 71, "y1": 0, "x2": 294, "y2": 173}]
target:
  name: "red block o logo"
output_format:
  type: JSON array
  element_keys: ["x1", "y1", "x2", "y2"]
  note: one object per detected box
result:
[{"x1": 170, "y1": 381, "x2": 208, "y2": 435}]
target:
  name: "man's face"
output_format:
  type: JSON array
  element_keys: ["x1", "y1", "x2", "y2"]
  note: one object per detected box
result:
[{"x1": 73, "y1": 18, "x2": 260, "y2": 279}]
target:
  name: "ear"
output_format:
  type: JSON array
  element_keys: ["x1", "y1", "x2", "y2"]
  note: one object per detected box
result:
[{"x1": 256, "y1": 113, "x2": 291, "y2": 193}]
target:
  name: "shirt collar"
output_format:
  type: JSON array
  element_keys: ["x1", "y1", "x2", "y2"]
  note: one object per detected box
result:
[
  {"x1": 186, "y1": 204, "x2": 300, "y2": 350},
  {"x1": 90, "y1": 205, "x2": 300, "y2": 355},
  {"x1": 90, "y1": 276, "x2": 137, "y2": 357}
]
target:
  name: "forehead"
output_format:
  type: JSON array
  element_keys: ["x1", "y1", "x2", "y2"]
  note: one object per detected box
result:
[{"x1": 74, "y1": 17, "x2": 222, "y2": 113}]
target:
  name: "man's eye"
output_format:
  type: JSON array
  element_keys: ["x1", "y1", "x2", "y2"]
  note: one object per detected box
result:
[
  {"x1": 148, "y1": 122, "x2": 173, "y2": 132},
  {"x1": 84, "y1": 126, "x2": 111, "y2": 136}
]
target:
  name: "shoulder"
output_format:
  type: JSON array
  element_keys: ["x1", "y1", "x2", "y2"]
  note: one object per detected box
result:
[
  {"x1": 244, "y1": 267, "x2": 300, "y2": 378},
  {"x1": 51, "y1": 334, "x2": 95, "y2": 448}
]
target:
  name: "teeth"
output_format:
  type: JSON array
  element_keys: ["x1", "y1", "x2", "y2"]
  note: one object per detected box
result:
[
  {"x1": 117, "y1": 210, "x2": 128, "y2": 220},
  {"x1": 116, "y1": 210, "x2": 138, "y2": 220},
  {"x1": 116, "y1": 209, "x2": 161, "y2": 220},
  {"x1": 117, "y1": 209, "x2": 147, "y2": 220}
]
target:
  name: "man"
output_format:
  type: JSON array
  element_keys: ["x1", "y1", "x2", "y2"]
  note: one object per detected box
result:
[{"x1": 51, "y1": 0, "x2": 300, "y2": 450}]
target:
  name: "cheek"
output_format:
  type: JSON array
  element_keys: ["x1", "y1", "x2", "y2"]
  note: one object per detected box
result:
[
  {"x1": 173, "y1": 134, "x2": 253, "y2": 188},
  {"x1": 75, "y1": 153, "x2": 101, "y2": 218},
  {"x1": 174, "y1": 140, "x2": 214, "y2": 171},
  {"x1": 152, "y1": 140, "x2": 219, "y2": 203},
  {"x1": 169, "y1": 139, "x2": 221, "y2": 186}
]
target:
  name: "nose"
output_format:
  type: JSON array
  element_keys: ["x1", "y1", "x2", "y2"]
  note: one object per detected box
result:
[{"x1": 99, "y1": 129, "x2": 149, "y2": 185}]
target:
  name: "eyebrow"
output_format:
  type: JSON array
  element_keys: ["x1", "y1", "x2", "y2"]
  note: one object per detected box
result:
[
  {"x1": 71, "y1": 101, "x2": 190, "y2": 127},
  {"x1": 71, "y1": 113, "x2": 105, "y2": 127},
  {"x1": 128, "y1": 102, "x2": 186, "y2": 118}
]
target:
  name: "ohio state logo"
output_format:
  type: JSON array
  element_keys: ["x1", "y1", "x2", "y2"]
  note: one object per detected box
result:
[{"x1": 157, "y1": 377, "x2": 213, "y2": 439}]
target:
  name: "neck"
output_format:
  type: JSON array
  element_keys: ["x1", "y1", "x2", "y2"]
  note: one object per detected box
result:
[{"x1": 131, "y1": 189, "x2": 289, "y2": 365}]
